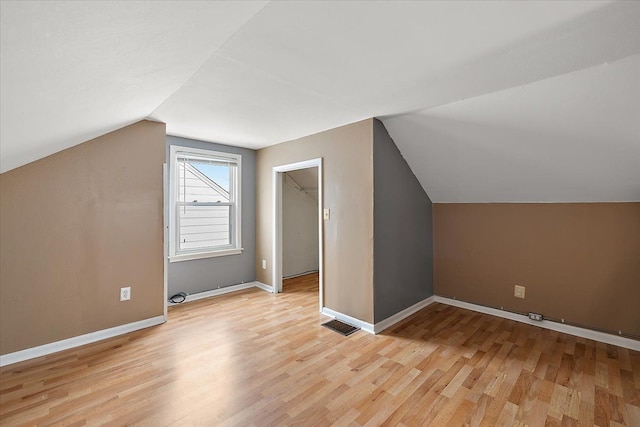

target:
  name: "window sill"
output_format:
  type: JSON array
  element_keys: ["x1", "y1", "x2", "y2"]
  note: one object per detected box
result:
[{"x1": 169, "y1": 248, "x2": 243, "y2": 263}]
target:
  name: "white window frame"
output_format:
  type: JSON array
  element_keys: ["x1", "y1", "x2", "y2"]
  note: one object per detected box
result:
[{"x1": 169, "y1": 145, "x2": 242, "y2": 262}]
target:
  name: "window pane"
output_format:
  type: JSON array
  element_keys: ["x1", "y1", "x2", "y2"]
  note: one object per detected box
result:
[
  {"x1": 171, "y1": 147, "x2": 241, "y2": 259},
  {"x1": 178, "y1": 204, "x2": 230, "y2": 250},
  {"x1": 178, "y1": 161, "x2": 230, "y2": 203},
  {"x1": 192, "y1": 163, "x2": 230, "y2": 193}
]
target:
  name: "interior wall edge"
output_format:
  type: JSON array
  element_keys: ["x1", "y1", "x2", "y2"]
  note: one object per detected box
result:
[
  {"x1": 255, "y1": 118, "x2": 375, "y2": 323},
  {"x1": 372, "y1": 118, "x2": 434, "y2": 323}
]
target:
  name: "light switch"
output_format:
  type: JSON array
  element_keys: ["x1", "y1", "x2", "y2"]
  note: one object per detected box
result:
[{"x1": 323, "y1": 208, "x2": 330, "y2": 220}]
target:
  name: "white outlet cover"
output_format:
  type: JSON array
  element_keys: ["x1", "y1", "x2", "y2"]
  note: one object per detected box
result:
[
  {"x1": 514, "y1": 285, "x2": 525, "y2": 299},
  {"x1": 120, "y1": 287, "x2": 131, "y2": 301}
]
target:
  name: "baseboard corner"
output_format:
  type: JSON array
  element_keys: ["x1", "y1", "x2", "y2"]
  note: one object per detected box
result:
[
  {"x1": 374, "y1": 295, "x2": 436, "y2": 334},
  {"x1": 321, "y1": 307, "x2": 375, "y2": 334},
  {"x1": 254, "y1": 281, "x2": 274, "y2": 293}
]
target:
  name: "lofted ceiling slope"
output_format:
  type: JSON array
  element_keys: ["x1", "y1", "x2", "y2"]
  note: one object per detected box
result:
[
  {"x1": 1, "y1": 1, "x2": 639, "y2": 202},
  {"x1": 0, "y1": 0, "x2": 268, "y2": 172},
  {"x1": 384, "y1": 55, "x2": 640, "y2": 202}
]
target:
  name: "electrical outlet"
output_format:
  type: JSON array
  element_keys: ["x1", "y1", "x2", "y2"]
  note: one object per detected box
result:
[
  {"x1": 120, "y1": 287, "x2": 131, "y2": 301},
  {"x1": 262, "y1": 259, "x2": 267, "y2": 269},
  {"x1": 528, "y1": 312, "x2": 543, "y2": 321},
  {"x1": 514, "y1": 284, "x2": 525, "y2": 299}
]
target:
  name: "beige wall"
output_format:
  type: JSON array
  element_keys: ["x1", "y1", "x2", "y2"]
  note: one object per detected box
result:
[
  {"x1": 433, "y1": 203, "x2": 640, "y2": 337},
  {"x1": 256, "y1": 120, "x2": 374, "y2": 322},
  {"x1": 0, "y1": 120, "x2": 166, "y2": 355}
]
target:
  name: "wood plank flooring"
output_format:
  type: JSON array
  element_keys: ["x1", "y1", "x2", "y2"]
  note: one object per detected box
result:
[{"x1": 1, "y1": 273, "x2": 639, "y2": 426}]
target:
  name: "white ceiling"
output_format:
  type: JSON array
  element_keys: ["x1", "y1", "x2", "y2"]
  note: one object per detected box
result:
[
  {"x1": 1, "y1": 1, "x2": 639, "y2": 202},
  {"x1": 385, "y1": 55, "x2": 640, "y2": 202},
  {"x1": 0, "y1": 1, "x2": 268, "y2": 172}
]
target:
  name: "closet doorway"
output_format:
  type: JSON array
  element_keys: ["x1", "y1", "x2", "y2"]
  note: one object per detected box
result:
[{"x1": 272, "y1": 158, "x2": 323, "y2": 311}]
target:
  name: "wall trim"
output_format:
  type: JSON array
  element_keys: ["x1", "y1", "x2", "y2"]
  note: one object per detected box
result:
[
  {"x1": 3, "y1": 281, "x2": 273, "y2": 367},
  {"x1": 374, "y1": 295, "x2": 436, "y2": 334},
  {"x1": 254, "y1": 281, "x2": 274, "y2": 293},
  {"x1": 0, "y1": 316, "x2": 166, "y2": 367},
  {"x1": 321, "y1": 297, "x2": 437, "y2": 335},
  {"x1": 434, "y1": 296, "x2": 640, "y2": 351},
  {"x1": 320, "y1": 296, "x2": 639, "y2": 351},
  {"x1": 7, "y1": 291, "x2": 634, "y2": 367},
  {"x1": 170, "y1": 282, "x2": 254, "y2": 304},
  {"x1": 321, "y1": 307, "x2": 375, "y2": 334},
  {"x1": 272, "y1": 158, "x2": 324, "y2": 312},
  {"x1": 168, "y1": 281, "x2": 273, "y2": 305},
  {"x1": 283, "y1": 270, "x2": 319, "y2": 280}
]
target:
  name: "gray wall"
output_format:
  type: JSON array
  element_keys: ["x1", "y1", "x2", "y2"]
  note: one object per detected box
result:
[
  {"x1": 373, "y1": 119, "x2": 434, "y2": 323},
  {"x1": 166, "y1": 136, "x2": 256, "y2": 296}
]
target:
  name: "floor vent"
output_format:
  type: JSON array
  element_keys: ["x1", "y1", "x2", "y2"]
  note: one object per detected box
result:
[{"x1": 322, "y1": 319, "x2": 359, "y2": 336}]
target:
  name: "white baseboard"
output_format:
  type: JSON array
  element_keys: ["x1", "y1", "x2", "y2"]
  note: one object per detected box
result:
[
  {"x1": 434, "y1": 296, "x2": 640, "y2": 352},
  {"x1": 2, "y1": 281, "x2": 273, "y2": 368},
  {"x1": 321, "y1": 296, "x2": 437, "y2": 336},
  {"x1": 8, "y1": 291, "x2": 633, "y2": 368},
  {"x1": 374, "y1": 296, "x2": 436, "y2": 333},
  {"x1": 321, "y1": 296, "x2": 639, "y2": 351},
  {"x1": 169, "y1": 282, "x2": 255, "y2": 305},
  {"x1": 168, "y1": 281, "x2": 274, "y2": 306},
  {"x1": 321, "y1": 307, "x2": 375, "y2": 334},
  {"x1": 283, "y1": 270, "x2": 319, "y2": 280},
  {"x1": 0, "y1": 315, "x2": 166, "y2": 367},
  {"x1": 254, "y1": 281, "x2": 274, "y2": 293}
]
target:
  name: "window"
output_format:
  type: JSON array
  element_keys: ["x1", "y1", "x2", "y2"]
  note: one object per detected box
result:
[{"x1": 169, "y1": 146, "x2": 242, "y2": 261}]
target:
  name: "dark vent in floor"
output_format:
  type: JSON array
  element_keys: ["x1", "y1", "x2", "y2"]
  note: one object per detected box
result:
[{"x1": 322, "y1": 319, "x2": 359, "y2": 336}]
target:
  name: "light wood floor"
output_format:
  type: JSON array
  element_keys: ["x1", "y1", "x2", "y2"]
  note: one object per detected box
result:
[{"x1": 1, "y1": 273, "x2": 639, "y2": 426}]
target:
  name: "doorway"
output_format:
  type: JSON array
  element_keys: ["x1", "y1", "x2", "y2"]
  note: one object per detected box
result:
[
  {"x1": 272, "y1": 158, "x2": 323, "y2": 312},
  {"x1": 282, "y1": 168, "x2": 319, "y2": 281}
]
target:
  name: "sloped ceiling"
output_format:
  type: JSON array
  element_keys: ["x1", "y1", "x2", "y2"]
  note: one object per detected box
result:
[
  {"x1": 1, "y1": 1, "x2": 639, "y2": 202},
  {"x1": 385, "y1": 55, "x2": 640, "y2": 202},
  {"x1": 286, "y1": 168, "x2": 319, "y2": 201},
  {"x1": 0, "y1": 1, "x2": 268, "y2": 172}
]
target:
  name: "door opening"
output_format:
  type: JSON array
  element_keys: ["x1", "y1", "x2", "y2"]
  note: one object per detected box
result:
[{"x1": 272, "y1": 158, "x2": 323, "y2": 311}]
